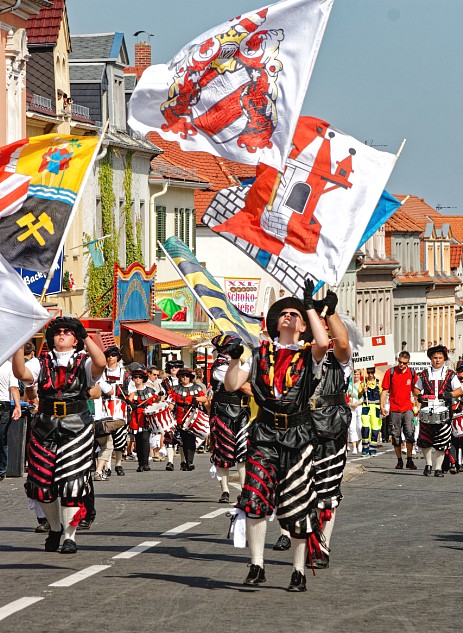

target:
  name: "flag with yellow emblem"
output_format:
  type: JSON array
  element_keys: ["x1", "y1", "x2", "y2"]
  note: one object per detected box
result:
[
  {"x1": 0, "y1": 133, "x2": 101, "y2": 273},
  {"x1": 160, "y1": 237, "x2": 262, "y2": 354}
]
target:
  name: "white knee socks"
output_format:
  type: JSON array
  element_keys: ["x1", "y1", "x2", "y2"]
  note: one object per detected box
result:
[
  {"x1": 320, "y1": 508, "x2": 336, "y2": 549},
  {"x1": 167, "y1": 447, "x2": 174, "y2": 463},
  {"x1": 39, "y1": 499, "x2": 61, "y2": 531},
  {"x1": 236, "y1": 462, "x2": 246, "y2": 488},
  {"x1": 422, "y1": 446, "x2": 433, "y2": 466},
  {"x1": 246, "y1": 517, "x2": 267, "y2": 567},
  {"x1": 62, "y1": 506, "x2": 79, "y2": 542},
  {"x1": 218, "y1": 467, "x2": 229, "y2": 493},
  {"x1": 292, "y1": 538, "x2": 307, "y2": 573},
  {"x1": 435, "y1": 449, "x2": 445, "y2": 470}
]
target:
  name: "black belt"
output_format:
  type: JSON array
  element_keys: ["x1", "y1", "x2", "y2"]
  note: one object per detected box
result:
[
  {"x1": 215, "y1": 393, "x2": 250, "y2": 406},
  {"x1": 38, "y1": 400, "x2": 88, "y2": 419},
  {"x1": 0, "y1": 401, "x2": 10, "y2": 411},
  {"x1": 311, "y1": 394, "x2": 347, "y2": 409},
  {"x1": 257, "y1": 406, "x2": 311, "y2": 431}
]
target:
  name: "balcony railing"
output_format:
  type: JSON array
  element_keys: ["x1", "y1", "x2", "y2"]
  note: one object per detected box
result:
[
  {"x1": 71, "y1": 103, "x2": 90, "y2": 118},
  {"x1": 31, "y1": 93, "x2": 52, "y2": 109}
]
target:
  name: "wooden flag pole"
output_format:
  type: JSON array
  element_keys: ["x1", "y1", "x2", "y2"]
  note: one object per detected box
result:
[{"x1": 265, "y1": 171, "x2": 283, "y2": 212}]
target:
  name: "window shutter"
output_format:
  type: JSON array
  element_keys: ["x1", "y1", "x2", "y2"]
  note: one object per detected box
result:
[
  {"x1": 156, "y1": 205, "x2": 167, "y2": 258},
  {"x1": 185, "y1": 208, "x2": 191, "y2": 247},
  {"x1": 192, "y1": 209, "x2": 197, "y2": 254}
]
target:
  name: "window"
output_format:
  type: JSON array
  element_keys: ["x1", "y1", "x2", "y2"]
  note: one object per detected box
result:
[
  {"x1": 192, "y1": 209, "x2": 197, "y2": 254},
  {"x1": 285, "y1": 183, "x2": 311, "y2": 214},
  {"x1": 185, "y1": 208, "x2": 191, "y2": 247},
  {"x1": 156, "y1": 206, "x2": 167, "y2": 258}
]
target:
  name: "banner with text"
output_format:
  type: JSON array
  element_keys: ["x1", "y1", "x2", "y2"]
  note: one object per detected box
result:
[
  {"x1": 224, "y1": 278, "x2": 260, "y2": 315},
  {"x1": 352, "y1": 335, "x2": 395, "y2": 370}
]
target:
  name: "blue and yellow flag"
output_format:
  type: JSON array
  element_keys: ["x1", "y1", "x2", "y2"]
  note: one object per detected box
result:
[
  {"x1": 160, "y1": 237, "x2": 262, "y2": 354},
  {"x1": 0, "y1": 133, "x2": 100, "y2": 273},
  {"x1": 87, "y1": 237, "x2": 105, "y2": 268}
]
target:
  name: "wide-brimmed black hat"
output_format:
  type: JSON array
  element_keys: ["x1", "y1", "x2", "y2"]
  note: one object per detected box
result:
[
  {"x1": 427, "y1": 345, "x2": 449, "y2": 361},
  {"x1": 166, "y1": 359, "x2": 184, "y2": 373},
  {"x1": 177, "y1": 366, "x2": 195, "y2": 379},
  {"x1": 456, "y1": 361, "x2": 463, "y2": 373},
  {"x1": 131, "y1": 367, "x2": 148, "y2": 382},
  {"x1": 45, "y1": 317, "x2": 84, "y2": 352},
  {"x1": 104, "y1": 345, "x2": 121, "y2": 360},
  {"x1": 266, "y1": 297, "x2": 312, "y2": 342}
]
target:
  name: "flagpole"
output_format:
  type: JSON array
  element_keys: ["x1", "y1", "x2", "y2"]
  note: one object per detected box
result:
[
  {"x1": 39, "y1": 121, "x2": 109, "y2": 304},
  {"x1": 265, "y1": 172, "x2": 283, "y2": 212},
  {"x1": 157, "y1": 241, "x2": 225, "y2": 335},
  {"x1": 70, "y1": 234, "x2": 111, "y2": 251},
  {"x1": 396, "y1": 139, "x2": 407, "y2": 159}
]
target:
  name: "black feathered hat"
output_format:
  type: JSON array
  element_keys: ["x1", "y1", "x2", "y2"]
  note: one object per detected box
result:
[
  {"x1": 166, "y1": 359, "x2": 184, "y2": 373},
  {"x1": 177, "y1": 366, "x2": 195, "y2": 380},
  {"x1": 131, "y1": 367, "x2": 148, "y2": 382},
  {"x1": 104, "y1": 345, "x2": 121, "y2": 360},
  {"x1": 45, "y1": 317, "x2": 84, "y2": 352},
  {"x1": 427, "y1": 345, "x2": 449, "y2": 361},
  {"x1": 266, "y1": 297, "x2": 312, "y2": 343}
]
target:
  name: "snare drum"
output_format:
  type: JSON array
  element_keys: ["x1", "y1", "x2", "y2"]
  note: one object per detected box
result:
[
  {"x1": 452, "y1": 413, "x2": 463, "y2": 437},
  {"x1": 182, "y1": 407, "x2": 210, "y2": 439},
  {"x1": 145, "y1": 403, "x2": 175, "y2": 434}
]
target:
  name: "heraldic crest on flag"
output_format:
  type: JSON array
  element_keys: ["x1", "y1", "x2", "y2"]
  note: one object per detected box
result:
[
  {"x1": 204, "y1": 116, "x2": 399, "y2": 287},
  {"x1": 0, "y1": 133, "x2": 100, "y2": 273},
  {"x1": 128, "y1": 0, "x2": 334, "y2": 171}
]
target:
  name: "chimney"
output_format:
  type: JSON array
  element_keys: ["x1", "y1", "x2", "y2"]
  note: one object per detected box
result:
[{"x1": 135, "y1": 41, "x2": 152, "y2": 71}]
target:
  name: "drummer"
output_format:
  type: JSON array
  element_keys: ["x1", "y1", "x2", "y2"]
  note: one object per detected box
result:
[
  {"x1": 169, "y1": 367, "x2": 208, "y2": 471},
  {"x1": 128, "y1": 368, "x2": 159, "y2": 472},
  {"x1": 448, "y1": 361, "x2": 463, "y2": 473},
  {"x1": 414, "y1": 345, "x2": 462, "y2": 477}
]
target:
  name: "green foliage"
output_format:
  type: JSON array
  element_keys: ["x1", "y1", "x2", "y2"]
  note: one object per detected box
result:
[{"x1": 85, "y1": 149, "x2": 117, "y2": 317}]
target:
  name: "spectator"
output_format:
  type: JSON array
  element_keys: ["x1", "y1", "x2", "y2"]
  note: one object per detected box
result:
[
  {"x1": 0, "y1": 358, "x2": 21, "y2": 482},
  {"x1": 347, "y1": 369, "x2": 363, "y2": 453},
  {"x1": 358, "y1": 368, "x2": 382, "y2": 455},
  {"x1": 380, "y1": 351, "x2": 418, "y2": 470}
]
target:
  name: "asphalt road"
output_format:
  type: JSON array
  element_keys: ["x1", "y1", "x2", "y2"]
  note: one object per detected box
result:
[{"x1": 1, "y1": 447, "x2": 463, "y2": 633}]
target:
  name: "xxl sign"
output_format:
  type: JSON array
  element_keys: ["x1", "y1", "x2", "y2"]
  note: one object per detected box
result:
[{"x1": 224, "y1": 278, "x2": 260, "y2": 315}]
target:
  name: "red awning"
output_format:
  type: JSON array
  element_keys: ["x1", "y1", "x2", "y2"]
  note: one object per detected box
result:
[{"x1": 121, "y1": 321, "x2": 191, "y2": 348}]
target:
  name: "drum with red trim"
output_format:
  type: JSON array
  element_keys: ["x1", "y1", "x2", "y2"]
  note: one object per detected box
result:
[
  {"x1": 145, "y1": 403, "x2": 175, "y2": 434},
  {"x1": 182, "y1": 407, "x2": 210, "y2": 439},
  {"x1": 105, "y1": 398, "x2": 127, "y2": 422},
  {"x1": 451, "y1": 412, "x2": 463, "y2": 437}
]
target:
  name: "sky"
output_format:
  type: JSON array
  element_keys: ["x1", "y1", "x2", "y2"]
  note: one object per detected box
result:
[{"x1": 67, "y1": 0, "x2": 463, "y2": 213}]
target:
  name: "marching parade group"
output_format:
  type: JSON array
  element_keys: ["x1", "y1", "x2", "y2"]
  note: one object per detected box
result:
[{"x1": 2, "y1": 281, "x2": 463, "y2": 592}]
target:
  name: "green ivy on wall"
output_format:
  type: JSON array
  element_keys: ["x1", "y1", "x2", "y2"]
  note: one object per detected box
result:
[{"x1": 86, "y1": 149, "x2": 118, "y2": 317}]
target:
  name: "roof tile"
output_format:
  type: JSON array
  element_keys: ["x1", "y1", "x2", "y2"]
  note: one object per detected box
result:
[{"x1": 26, "y1": 0, "x2": 65, "y2": 46}]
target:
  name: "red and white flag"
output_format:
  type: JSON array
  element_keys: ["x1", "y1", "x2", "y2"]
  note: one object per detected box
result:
[
  {"x1": 203, "y1": 116, "x2": 400, "y2": 287},
  {"x1": 128, "y1": 0, "x2": 333, "y2": 171}
]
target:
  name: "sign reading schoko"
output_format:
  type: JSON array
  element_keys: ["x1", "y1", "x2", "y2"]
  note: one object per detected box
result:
[{"x1": 225, "y1": 278, "x2": 260, "y2": 315}]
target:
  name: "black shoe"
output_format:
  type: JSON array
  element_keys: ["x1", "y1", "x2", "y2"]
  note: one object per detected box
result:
[
  {"x1": 143, "y1": 464, "x2": 151, "y2": 471},
  {"x1": 218, "y1": 491, "x2": 230, "y2": 504},
  {"x1": 287, "y1": 569, "x2": 307, "y2": 592},
  {"x1": 308, "y1": 553, "x2": 330, "y2": 569},
  {"x1": 166, "y1": 462, "x2": 174, "y2": 471},
  {"x1": 136, "y1": 466, "x2": 144, "y2": 472},
  {"x1": 244, "y1": 564, "x2": 266, "y2": 585},
  {"x1": 104, "y1": 468, "x2": 111, "y2": 478},
  {"x1": 423, "y1": 465, "x2": 432, "y2": 476},
  {"x1": 35, "y1": 520, "x2": 50, "y2": 533},
  {"x1": 273, "y1": 534, "x2": 292, "y2": 551},
  {"x1": 449, "y1": 464, "x2": 457, "y2": 474},
  {"x1": 44, "y1": 526, "x2": 63, "y2": 552},
  {"x1": 434, "y1": 469, "x2": 444, "y2": 477},
  {"x1": 406, "y1": 459, "x2": 417, "y2": 470},
  {"x1": 76, "y1": 518, "x2": 93, "y2": 531},
  {"x1": 115, "y1": 465, "x2": 125, "y2": 476},
  {"x1": 188, "y1": 463, "x2": 195, "y2": 471},
  {"x1": 180, "y1": 461, "x2": 188, "y2": 471},
  {"x1": 61, "y1": 539, "x2": 77, "y2": 554},
  {"x1": 395, "y1": 459, "x2": 404, "y2": 470}
]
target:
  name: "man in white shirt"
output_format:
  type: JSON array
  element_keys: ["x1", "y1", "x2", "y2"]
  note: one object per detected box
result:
[{"x1": 0, "y1": 359, "x2": 21, "y2": 481}]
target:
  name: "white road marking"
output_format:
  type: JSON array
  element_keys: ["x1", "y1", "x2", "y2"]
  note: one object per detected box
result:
[
  {"x1": 48, "y1": 565, "x2": 111, "y2": 587},
  {"x1": 113, "y1": 541, "x2": 161, "y2": 559},
  {"x1": 161, "y1": 522, "x2": 201, "y2": 536},
  {"x1": 200, "y1": 508, "x2": 231, "y2": 519},
  {"x1": 0, "y1": 597, "x2": 44, "y2": 622}
]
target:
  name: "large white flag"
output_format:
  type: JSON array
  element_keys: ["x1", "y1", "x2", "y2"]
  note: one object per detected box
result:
[
  {"x1": 128, "y1": 0, "x2": 333, "y2": 171},
  {"x1": 0, "y1": 254, "x2": 50, "y2": 366},
  {"x1": 203, "y1": 116, "x2": 401, "y2": 287}
]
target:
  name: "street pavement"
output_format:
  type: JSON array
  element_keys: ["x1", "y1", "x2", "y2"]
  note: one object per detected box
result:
[{"x1": 1, "y1": 446, "x2": 463, "y2": 633}]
